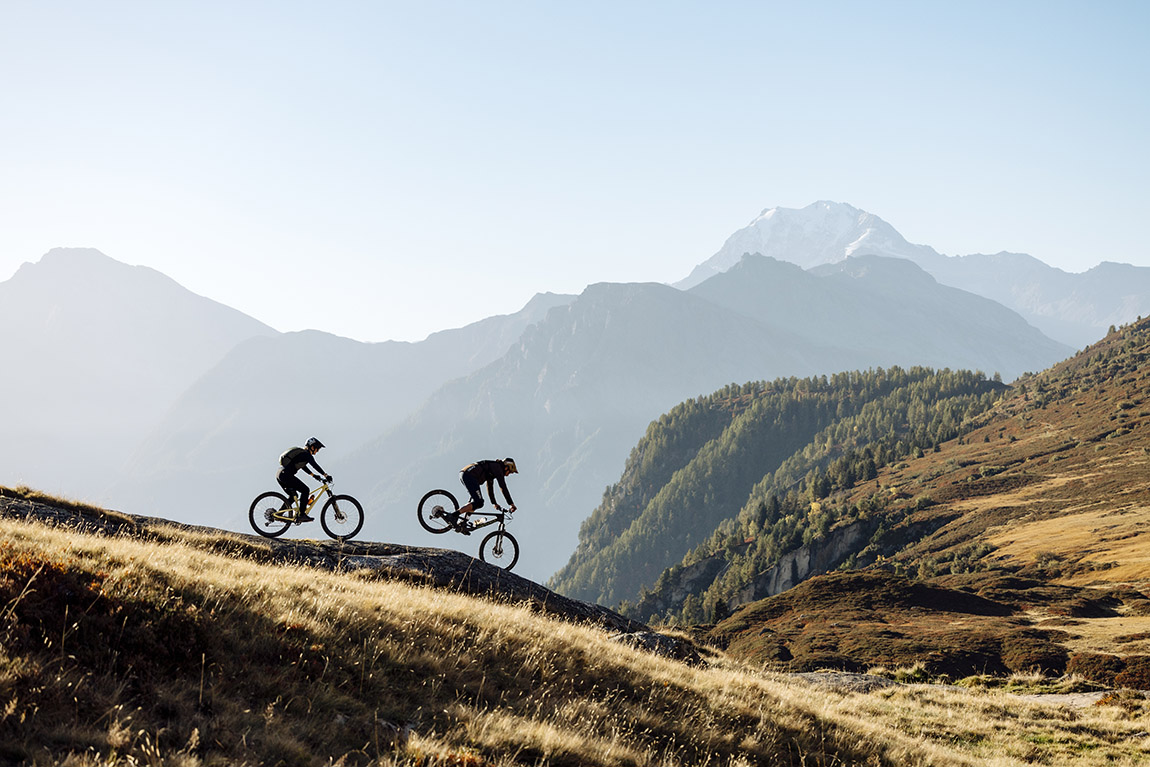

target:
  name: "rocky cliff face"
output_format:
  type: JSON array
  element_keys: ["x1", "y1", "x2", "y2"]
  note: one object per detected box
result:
[
  {"x1": 731, "y1": 520, "x2": 876, "y2": 608},
  {"x1": 630, "y1": 520, "x2": 878, "y2": 620}
]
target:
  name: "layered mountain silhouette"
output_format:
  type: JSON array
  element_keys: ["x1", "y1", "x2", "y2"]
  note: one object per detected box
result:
[
  {"x1": 3, "y1": 195, "x2": 1140, "y2": 583},
  {"x1": 680, "y1": 201, "x2": 1150, "y2": 349},
  {"x1": 337, "y1": 264, "x2": 1069, "y2": 580},
  {"x1": 111, "y1": 292, "x2": 574, "y2": 525},
  {"x1": 693, "y1": 254, "x2": 1067, "y2": 376}
]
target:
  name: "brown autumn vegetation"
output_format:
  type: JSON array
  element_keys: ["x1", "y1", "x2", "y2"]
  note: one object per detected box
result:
[
  {"x1": 697, "y1": 319, "x2": 1150, "y2": 693},
  {"x1": 3, "y1": 490, "x2": 1150, "y2": 765}
]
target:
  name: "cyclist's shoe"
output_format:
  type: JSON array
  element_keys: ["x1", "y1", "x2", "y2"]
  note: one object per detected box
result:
[
  {"x1": 296, "y1": 511, "x2": 315, "y2": 523},
  {"x1": 456, "y1": 516, "x2": 472, "y2": 535}
]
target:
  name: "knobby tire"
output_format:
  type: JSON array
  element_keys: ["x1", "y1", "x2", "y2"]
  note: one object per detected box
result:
[
  {"x1": 321, "y1": 494, "x2": 364, "y2": 540},
  {"x1": 249, "y1": 491, "x2": 292, "y2": 538},
  {"x1": 417, "y1": 489, "x2": 458, "y2": 534},
  {"x1": 479, "y1": 529, "x2": 519, "y2": 571}
]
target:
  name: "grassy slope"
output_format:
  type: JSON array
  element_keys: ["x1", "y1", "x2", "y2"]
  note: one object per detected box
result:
[
  {"x1": 2, "y1": 506, "x2": 1149, "y2": 766},
  {"x1": 702, "y1": 318, "x2": 1150, "y2": 687},
  {"x1": 865, "y1": 319, "x2": 1150, "y2": 591}
]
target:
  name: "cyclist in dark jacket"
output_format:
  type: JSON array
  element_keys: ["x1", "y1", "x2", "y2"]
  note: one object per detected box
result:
[
  {"x1": 454, "y1": 458, "x2": 517, "y2": 534},
  {"x1": 277, "y1": 437, "x2": 331, "y2": 522}
]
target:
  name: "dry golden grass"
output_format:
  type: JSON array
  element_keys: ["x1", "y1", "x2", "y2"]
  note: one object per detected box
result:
[
  {"x1": 1052, "y1": 615, "x2": 1150, "y2": 656},
  {"x1": 3, "y1": 517, "x2": 1150, "y2": 766},
  {"x1": 986, "y1": 502, "x2": 1150, "y2": 585},
  {"x1": 853, "y1": 387, "x2": 1150, "y2": 592}
]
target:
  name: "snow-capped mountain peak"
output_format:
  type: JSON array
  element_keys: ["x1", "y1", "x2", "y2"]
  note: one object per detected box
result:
[{"x1": 676, "y1": 201, "x2": 941, "y2": 289}]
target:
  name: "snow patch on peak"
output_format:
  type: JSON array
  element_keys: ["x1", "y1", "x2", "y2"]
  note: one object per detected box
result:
[
  {"x1": 676, "y1": 201, "x2": 944, "y2": 290},
  {"x1": 845, "y1": 228, "x2": 878, "y2": 256}
]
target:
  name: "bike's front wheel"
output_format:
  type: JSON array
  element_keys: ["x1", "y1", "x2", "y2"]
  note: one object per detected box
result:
[
  {"x1": 321, "y1": 494, "x2": 364, "y2": 540},
  {"x1": 479, "y1": 529, "x2": 519, "y2": 571},
  {"x1": 249, "y1": 491, "x2": 292, "y2": 538},
  {"x1": 417, "y1": 489, "x2": 458, "y2": 534}
]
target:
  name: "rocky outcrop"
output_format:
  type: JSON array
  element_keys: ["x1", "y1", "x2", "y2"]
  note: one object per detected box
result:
[
  {"x1": 630, "y1": 520, "x2": 877, "y2": 621},
  {"x1": 731, "y1": 520, "x2": 876, "y2": 608},
  {"x1": 609, "y1": 631, "x2": 704, "y2": 666},
  {"x1": 628, "y1": 553, "x2": 732, "y2": 621},
  {"x1": 0, "y1": 493, "x2": 645, "y2": 634}
]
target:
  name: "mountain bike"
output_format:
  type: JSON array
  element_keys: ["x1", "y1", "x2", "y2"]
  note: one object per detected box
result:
[
  {"x1": 417, "y1": 488, "x2": 520, "y2": 571},
  {"x1": 249, "y1": 481, "x2": 364, "y2": 541}
]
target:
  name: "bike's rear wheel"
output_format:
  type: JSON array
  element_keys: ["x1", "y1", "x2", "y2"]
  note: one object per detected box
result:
[
  {"x1": 249, "y1": 491, "x2": 292, "y2": 538},
  {"x1": 417, "y1": 489, "x2": 458, "y2": 534},
  {"x1": 321, "y1": 494, "x2": 364, "y2": 540},
  {"x1": 479, "y1": 529, "x2": 519, "y2": 571}
]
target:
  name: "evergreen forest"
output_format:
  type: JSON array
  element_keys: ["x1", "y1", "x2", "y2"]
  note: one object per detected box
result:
[{"x1": 548, "y1": 366, "x2": 1008, "y2": 619}]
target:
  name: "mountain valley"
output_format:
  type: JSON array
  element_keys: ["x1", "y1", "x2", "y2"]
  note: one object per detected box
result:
[{"x1": 557, "y1": 316, "x2": 1150, "y2": 682}]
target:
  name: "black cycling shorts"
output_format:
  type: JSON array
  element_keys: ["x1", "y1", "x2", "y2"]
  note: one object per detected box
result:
[
  {"x1": 277, "y1": 468, "x2": 309, "y2": 500},
  {"x1": 460, "y1": 470, "x2": 484, "y2": 509}
]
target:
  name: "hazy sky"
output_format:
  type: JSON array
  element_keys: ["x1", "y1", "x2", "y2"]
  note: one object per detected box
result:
[{"x1": 2, "y1": 1, "x2": 1147, "y2": 342}]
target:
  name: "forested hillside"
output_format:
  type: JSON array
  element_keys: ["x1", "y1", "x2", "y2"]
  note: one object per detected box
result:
[
  {"x1": 593, "y1": 314, "x2": 1150, "y2": 677},
  {"x1": 549, "y1": 367, "x2": 1006, "y2": 608}
]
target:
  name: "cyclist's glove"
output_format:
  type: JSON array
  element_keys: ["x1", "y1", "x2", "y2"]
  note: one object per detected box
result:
[{"x1": 325, "y1": 474, "x2": 333, "y2": 483}]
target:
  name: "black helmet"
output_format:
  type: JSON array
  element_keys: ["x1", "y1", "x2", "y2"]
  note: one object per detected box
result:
[
  {"x1": 504, "y1": 457, "x2": 518, "y2": 474},
  {"x1": 306, "y1": 437, "x2": 325, "y2": 450}
]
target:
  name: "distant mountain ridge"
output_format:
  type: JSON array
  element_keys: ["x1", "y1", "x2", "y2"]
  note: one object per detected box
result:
[
  {"x1": 339, "y1": 266, "x2": 1069, "y2": 580},
  {"x1": 693, "y1": 254, "x2": 1069, "y2": 376},
  {"x1": 679, "y1": 201, "x2": 940, "y2": 281},
  {"x1": 0, "y1": 248, "x2": 277, "y2": 499},
  {"x1": 110, "y1": 292, "x2": 575, "y2": 525},
  {"x1": 678, "y1": 201, "x2": 1150, "y2": 349}
]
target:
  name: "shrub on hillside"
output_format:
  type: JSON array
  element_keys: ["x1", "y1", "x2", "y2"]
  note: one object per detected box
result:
[
  {"x1": 1067, "y1": 652, "x2": 1126, "y2": 685},
  {"x1": 1126, "y1": 598, "x2": 1150, "y2": 617},
  {"x1": 1000, "y1": 634, "x2": 1067, "y2": 675},
  {"x1": 1114, "y1": 655, "x2": 1150, "y2": 690},
  {"x1": 789, "y1": 653, "x2": 865, "y2": 673}
]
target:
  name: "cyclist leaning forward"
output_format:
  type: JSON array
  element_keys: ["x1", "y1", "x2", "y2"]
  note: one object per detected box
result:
[
  {"x1": 277, "y1": 437, "x2": 331, "y2": 522},
  {"x1": 453, "y1": 458, "x2": 518, "y2": 534}
]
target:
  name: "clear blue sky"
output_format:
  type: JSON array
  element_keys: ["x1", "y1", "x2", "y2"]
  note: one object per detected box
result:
[{"x1": 2, "y1": 1, "x2": 1147, "y2": 342}]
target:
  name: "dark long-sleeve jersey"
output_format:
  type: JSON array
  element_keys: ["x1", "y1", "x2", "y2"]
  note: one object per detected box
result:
[
  {"x1": 462, "y1": 460, "x2": 514, "y2": 505},
  {"x1": 279, "y1": 447, "x2": 326, "y2": 477}
]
